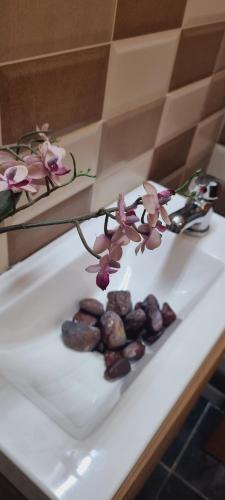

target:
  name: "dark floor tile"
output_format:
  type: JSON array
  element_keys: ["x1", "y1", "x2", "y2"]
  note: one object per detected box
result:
[
  {"x1": 136, "y1": 464, "x2": 169, "y2": 500},
  {"x1": 158, "y1": 474, "x2": 206, "y2": 500},
  {"x1": 162, "y1": 397, "x2": 208, "y2": 467},
  {"x1": 0, "y1": 471, "x2": 26, "y2": 500},
  {"x1": 176, "y1": 406, "x2": 225, "y2": 500}
]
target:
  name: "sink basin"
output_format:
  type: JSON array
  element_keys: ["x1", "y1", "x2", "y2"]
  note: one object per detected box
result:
[
  {"x1": 0, "y1": 182, "x2": 225, "y2": 500},
  {"x1": 0, "y1": 186, "x2": 223, "y2": 440}
]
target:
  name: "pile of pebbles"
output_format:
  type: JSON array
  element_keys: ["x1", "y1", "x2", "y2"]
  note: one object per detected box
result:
[{"x1": 62, "y1": 291, "x2": 176, "y2": 381}]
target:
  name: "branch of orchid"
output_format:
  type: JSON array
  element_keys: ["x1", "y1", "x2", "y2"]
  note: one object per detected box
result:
[
  {"x1": 17, "y1": 129, "x2": 53, "y2": 144},
  {"x1": 0, "y1": 146, "x2": 24, "y2": 162},
  {"x1": 0, "y1": 197, "x2": 144, "y2": 234},
  {"x1": 104, "y1": 212, "x2": 111, "y2": 239},
  {"x1": 175, "y1": 169, "x2": 201, "y2": 195},
  {"x1": 141, "y1": 209, "x2": 146, "y2": 224},
  {"x1": 73, "y1": 220, "x2": 100, "y2": 260}
]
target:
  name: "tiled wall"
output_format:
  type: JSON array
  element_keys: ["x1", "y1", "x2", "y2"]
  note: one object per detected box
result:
[{"x1": 1, "y1": 0, "x2": 225, "y2": 268}]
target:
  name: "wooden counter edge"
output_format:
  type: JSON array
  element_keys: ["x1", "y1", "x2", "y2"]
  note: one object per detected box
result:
[{"x1": 113, "y1": 330, "x2": 225, "y2": 500}]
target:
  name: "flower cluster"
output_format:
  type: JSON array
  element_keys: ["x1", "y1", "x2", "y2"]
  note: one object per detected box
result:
[
  {"x1": 0, "y1": 126, "x2": 70, "y2": 195},
  {"x1": 86, "y1": 183, "x2": 174, "y2": 290}
]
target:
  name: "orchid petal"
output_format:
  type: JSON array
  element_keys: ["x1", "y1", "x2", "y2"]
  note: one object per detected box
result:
[
  {"x1": 156, "y1": 221, "x2": 167, "y2": 233},
  {"x1": 13, "y1": 165, "x2": 28, "y2": 183},
  {"x1": 111, "y1": 225, "x2": 123, "y2": 243},
  {"x1": 110, "y1": 245, "x2": 122, "y2": 261},
  {"x1": 21, "y1": 184, "x2": 37, "y2": 193},
  {"x1": 0, "y1": 180, "x2": 8, "y2": 191},
  {"x1": 96, "y1": 270, "x2": 110, "y2": 290},
  {"x1": 143, "y1": 181, "x2": 158, "y2": 197},
  {"x1": 124, "y1": 225, "x2": 141, "y2": 242},
  {"x1": 160, "y1": 205, "x2": 171, "y2": 225},
  {"x1": 142, "y1": 194, "x2": 158, "y2": 214},
  {"x1": 117, "y1": 193, "x2": 126, "y2": 224},
  {"x1": 93, "y1": 234, "x2": 110, "y2": 254},
  {"x1": 146, "y1": 229, "x2": 161, "y2": 250},
  {"x1": 137, "y1": 223, "x2": 149, "y2": 234},
  {"x1": 85, "y1": 264, "x2": 101, "y2": 273},
  {"x1": 148, "y1": 211, "x2": 159, "y2": 228}
]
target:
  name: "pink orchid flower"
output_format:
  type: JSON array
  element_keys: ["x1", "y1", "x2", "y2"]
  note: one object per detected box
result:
[
  {"x1": 0, "y1": 165, "x2": 37, "y2": 193},
  {"x1": 39, "y1": 141, "x2": 70, "y2": 180},
  {"x1": 86, "y1": 247, "x2": 122, "y2": 290},
  {"x1": 112, "y1": 193, "x2": 141, "y2": 244},
  {"x1": 142, "y1": 182, "x2": 172, "y2": 227},
  {"x1": 135, "y1": 216, "x2": 167, "y2": 254}
]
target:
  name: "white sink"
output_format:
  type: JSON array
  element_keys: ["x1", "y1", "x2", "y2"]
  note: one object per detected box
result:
[{"x1": 0, "y1": 183, "x2": 225, "y2": 500}]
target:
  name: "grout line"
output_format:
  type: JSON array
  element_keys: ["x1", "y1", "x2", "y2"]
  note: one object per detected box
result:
[
  {"x1": 171, "y1": 402, "x2": 211, "y2": 471},
  {"x1": 172, "y1": 471, "x2": 209, "y2": 500},
  {"x1": 110, "y1": 0, "x2": 118, "y2": 42},
  {"x1": 0, "y1": 41, "x2": 111, "y2": 67}
]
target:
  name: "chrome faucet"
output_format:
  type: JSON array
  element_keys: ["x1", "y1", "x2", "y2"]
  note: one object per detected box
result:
[{"x1": 169, "y1": 174, "x2": 221, "y2": 236}]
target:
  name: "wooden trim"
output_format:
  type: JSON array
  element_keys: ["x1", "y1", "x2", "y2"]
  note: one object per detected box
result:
[{"x1": 113, "y1": 331, "x2": 225, "y2": 500}]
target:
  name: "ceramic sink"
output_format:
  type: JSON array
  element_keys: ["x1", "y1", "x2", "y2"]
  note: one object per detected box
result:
[{"x1": 0, "y1": 182, "x2": 225, "y2": 500}]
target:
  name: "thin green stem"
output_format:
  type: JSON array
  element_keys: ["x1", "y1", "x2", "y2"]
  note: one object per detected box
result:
[
  {"x1": 74, "y1": 220, "x2": 100, "y2": 260},
  {"x1": 141, "y1": 209, "x2": 146, "y2": 224},
  {"x1": 175, "y1": 169, "x2": 201, "y2": 195}
]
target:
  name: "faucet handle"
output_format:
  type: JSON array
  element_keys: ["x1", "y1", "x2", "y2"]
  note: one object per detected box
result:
[{"x1": 191, "y1": 174, "x2": 222, "y2": 202}]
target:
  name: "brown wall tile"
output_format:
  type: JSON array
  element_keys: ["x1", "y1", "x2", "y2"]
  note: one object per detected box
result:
[
  {"x1": 202, "y1": 71, "x2": 225, "y2": 119},
  {"x1": 170, "y1": 24, "x2": 225, "y2": 90},
  {"x1": 98, "y1": 99, "x2": 164, "y2": 174},
  {"x1": 0, "y1": 46, "x2": 109, "y2": 144},
  {"x1": 8, "y1": 187, "x2": 92, "y2": 265},
  {"x1": 219, "y1": 123, "x2": 225, "y2": 145},
  {"x1": 214, "y1": 32, "x2": 225, "y2": 73},
  {"x1": 150, "y1": 128, "x2": 196, "y2": 181},
  {"x1": 114, "y1": 0, "x2": 187, "y2": 40},
  {"x1": 0, "y1": 0, "x2": 116, "y2": 63}
]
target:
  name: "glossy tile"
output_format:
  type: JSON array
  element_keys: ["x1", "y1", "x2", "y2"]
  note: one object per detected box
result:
[
  {"x1": 91, "y1": 150, "x2": 153, "y2": 210},
  {"x1": 136, "y1": 464, "x2": 169, "y2": 500},
  {"x1": 176, "y1": 406, "x2": 225, "y2": 500},
  {"x1": 202, "y1": 70, "x2": 225, "y2": 118},
  {"x1": 185, "y1": 148, "x2": 212, "y2": 177},
  {"x1": 61, "y1": 121, "x2": 102, "y2": 187},
  {"x1": 219, "y1": 122, "x2": 225, "y2": 145},
  {"x1": 0, "y1": 470, "x2": 26, "y2": 500},
  {"x1": 0, "y1": 225, "x2": 8, "y2": 273},
  {"x1": 183, "y1": 0, "x2": 225, "y2": 27},
  {"x1": 162, "y1": 397, "x2": 208, "y2": 467},
  {"x1": 187, "y1": 110, "x2": 225, "y2": 163},
  {"x1": 8, "y1": 187, "x2": 92, "y2": 265},
  {"x1": 156, "y1": 78, "x2": 211, "y2": 145},
  {"x1": 114, "y1": 0, "x2": 187, "y2": 40},
  {"x1": 158, "y1": 474, "x2": 205, "y2": 500},
  {"x1": 0, "y1": 46, "x2": 109, "y2": 144},
  {"x1": 150, "y1": 128, "x2": 196, "y2": 181},
  {"x1": 0, "y1": 0, "x2": 116, "y2": 63},
  {"x1": 214, "y1": 33, "x2": 225, "y2": 73},
  {"x1": 103, "y1": 30, "x2": 180, "y2": 119},
  {"x1": 170, "y1": 24, "x2": 224, "y2": 90},
  {"x1": 99, "y1": 100, "x2": 164, "y2": 176}
]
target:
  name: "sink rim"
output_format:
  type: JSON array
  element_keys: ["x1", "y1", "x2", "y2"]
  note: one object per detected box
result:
[{"x1": 0, "y1": 182, "x2": 225, "y2": 500}]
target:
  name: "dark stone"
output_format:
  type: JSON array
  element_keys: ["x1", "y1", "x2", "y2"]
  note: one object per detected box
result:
[
  {"x1": 144, "y1": 330, "x2": 164, "y2": 345},
  {"x1": 135, "y1": 301, "x2": 145, "y2": 310},
  {"x1": 95, "y1": 341, "x2": 106, "y2": 354},
  {"x1": 123, "y1": 341, "x2": 145, "y2": 361},
  {"x1": 143, "y1": 295, "x2": 163, "y2": 333},
  {"x1": 104, "y1": 350, "x2": 123, "y2": 368},
  {"x1": 100, "y1": 311, "x2": 127, "y2": 349},
  {"x1": 106, "y1": 290, "x2": 132, "y2": 316},
  {"x1": 79, "y1": 298, "x2": 104, "y2": 317},
  {"x1": 124, "y1": 308, "x2": 146, "y2": 338},
  {"x1": 73, "y1": 310, "x2": 97, "y2": 326},
  {"x1": 105, "y1": 358, "x2": 131, "y2": 380},
  {"x1": 62, "y1": 320, "x2": 100, "y2": 351},
  {"x1": 162, "y1": 302, "x2": 176, "y2": 327}
]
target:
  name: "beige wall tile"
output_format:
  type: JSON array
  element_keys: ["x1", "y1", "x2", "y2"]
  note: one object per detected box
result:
[
  {"x1": 91, "y1": 150, "x2": 153, "y2": 210},
  {"x1": 156, "y1": 78, "x2": 211, "y2": 145},
  {"x1": 0, "y1": 228, "x2": 8, "y2": 272},
  {"x1": 103, "y1": 30, "x2": 180, "y2": 119},
  {"x1": 114, "y1": 0, "x2": 187, "y2": 39},
  {"x1": 183, "y1": 0, "x2": 225, "y2": 27},
  {"x1": 0, "y1": 46, "x2": 109, "y2": 143},
  {"x1": 98, "y1": 99, "x2": 164, "y2": 176},
  {"x1": 170, "y1": 24, "x2": 224, "y2": 90},
  {"x1": 208, "y1": 144, "x2": 225, "y2": 181},
  {"x1": 0, "y1": 0, "x2": 116, "y2": 63},
  {"x1": 161, "y1": 166, "x2": 186, "y2": 191},
  {"x1": 185, "y1": 148, "x2": 213, "y2": 177},
  {"x1": 187, "y1": 109, "x2": 225, "y2": 164},
  {"x1": 8, "y1": 187, "x2": 92, "y2": 265}
]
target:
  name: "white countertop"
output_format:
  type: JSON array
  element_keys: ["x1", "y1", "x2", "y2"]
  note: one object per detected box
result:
[{"x1": 0, "y1": 184, "x2": 225, "y2": 500}]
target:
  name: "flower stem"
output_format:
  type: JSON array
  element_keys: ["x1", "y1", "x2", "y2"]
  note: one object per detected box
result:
[
  {"x1": 175, "y1": 169, "x2": 201, "y2": 195},
  {"x1": 73, "y1": 220, "x2": 100, "y2": 259}
]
